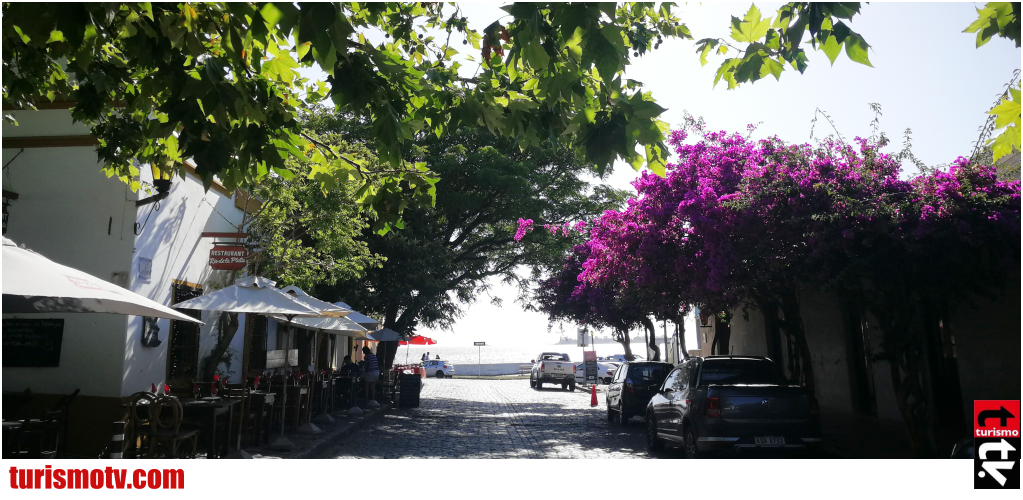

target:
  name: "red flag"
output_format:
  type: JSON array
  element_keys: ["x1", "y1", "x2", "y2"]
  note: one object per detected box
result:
[
  {"x1": 163, "y1": 384, "x2": 170, "y2": 395},
  {"x1": 151, "y1": 383, "x2": 157, "y2": 393},
  {"x1": 213, "y1": 374, "x2": 220, "y2": 381}
]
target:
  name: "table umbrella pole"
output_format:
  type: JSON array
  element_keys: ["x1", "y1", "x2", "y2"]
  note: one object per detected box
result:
[
  {"x1": 301, "y1": 328, "x2": 328, "y2": 431},
  {"x1": 268, "y1": 319, "x2": 296, "y2": 450}
]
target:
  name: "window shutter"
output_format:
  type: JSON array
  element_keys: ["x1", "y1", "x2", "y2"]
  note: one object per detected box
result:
[
  {"x1": 168, "y1": 284, "x2": 202, "y2": 382},
  {"x1": 248, "y1": 315, "x2": 267, "y2": 370}
]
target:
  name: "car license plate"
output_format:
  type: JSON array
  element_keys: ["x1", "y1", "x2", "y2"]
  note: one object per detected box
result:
[{"x1": 755, "y1": 436, "x2": 785, "y2": 446}]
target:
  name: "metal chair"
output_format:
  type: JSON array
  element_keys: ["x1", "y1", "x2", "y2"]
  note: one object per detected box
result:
[
  {"x1": 47, "y1": 388, "x2": 79, "y2": 458},
  {"x1": 2, "y1": 413, "x2": 60, "y2": 459}
]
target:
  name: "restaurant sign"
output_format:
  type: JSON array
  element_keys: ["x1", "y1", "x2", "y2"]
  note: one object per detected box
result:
[{"x1": 209, "y1": 245, "x2": 247, "y2": 270}]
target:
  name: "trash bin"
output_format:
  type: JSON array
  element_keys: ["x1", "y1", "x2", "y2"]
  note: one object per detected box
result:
[{"x1": 398, "y1": 373, "x2": 422, "y2": 408}]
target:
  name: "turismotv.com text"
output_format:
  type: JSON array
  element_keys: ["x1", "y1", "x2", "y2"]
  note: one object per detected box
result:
[{"x1": 9, "y1": 466, "x2": 184, "y2": 490}]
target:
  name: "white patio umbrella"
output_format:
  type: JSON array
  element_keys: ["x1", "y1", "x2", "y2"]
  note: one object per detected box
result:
[
  {"x1": 333, "y1": 301, "x2": 379, "y2": 330},
  {"x1": 366, "y1": 327, "x2": 405, "y2": 342},
  {"x1": 270, "y1": 314, "x2": 368, "y2": 339},
  {"x1": 171, "y1": 276, "x2": 323, "y2": 317},
  {"x1": 2, "y1": 237, "x2": 202, "y2": 323},
  {"x1": 280, "y1": 286, "x2": 351, "y2": 317}
]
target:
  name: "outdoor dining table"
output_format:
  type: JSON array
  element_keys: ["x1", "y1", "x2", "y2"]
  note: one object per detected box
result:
[{"x1": 181, "y1": 397, "x2": 241, "y2": 459}]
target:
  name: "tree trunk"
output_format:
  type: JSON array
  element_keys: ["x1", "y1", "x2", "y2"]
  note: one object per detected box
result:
[
  {"x1": 641, "y1": 317, "x2": 660, "y2": 361},
  {"x1": 378, "y1": 341, "x2": 399, "y2": 371},
  {"x1": 674, "y1": 320, "x2": 688, "y2": 359},
  {"x1": 614, "y1": 326, "x2": 636, "y2": 361},
  {"x1": 202, "y1": 312, "x2": 238, "y2": 382},
  {"x1": 779, "y1": 293, "x2": 816, "y2": 398},
  {"x1": 877, "y1": 308, "x2": 939, "y2": 458}
]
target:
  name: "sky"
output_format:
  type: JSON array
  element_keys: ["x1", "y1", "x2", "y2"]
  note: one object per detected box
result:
[{"x1": 309, "y1": 2, "x2": 1022, "y2": 348}]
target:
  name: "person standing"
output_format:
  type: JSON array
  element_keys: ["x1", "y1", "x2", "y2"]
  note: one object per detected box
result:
[{"x1": 362, "y1": 346, "x2": 381, "y2": 408}]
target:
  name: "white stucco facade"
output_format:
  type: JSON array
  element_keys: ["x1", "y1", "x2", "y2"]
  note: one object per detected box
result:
[{"x1": 3, "y1": 108, "x2": 250, "y2": 399}]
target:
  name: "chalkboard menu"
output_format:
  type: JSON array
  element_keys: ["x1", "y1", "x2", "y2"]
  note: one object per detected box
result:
[{"x1": 3, "y1": 319, "x2": 64, "y2": 367}]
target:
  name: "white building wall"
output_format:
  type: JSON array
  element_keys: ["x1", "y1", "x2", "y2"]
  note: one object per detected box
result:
[
  {"x1": 2, "y1": 110, "x2": 137, "y2": 398},
  {"x1": 3, "y1": 108, "x2": 250, "y2": 397},
  {"x1": 127, "y1": 157, "x2": 248, "y2": 392}
]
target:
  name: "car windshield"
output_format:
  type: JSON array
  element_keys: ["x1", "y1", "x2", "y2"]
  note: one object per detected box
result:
[
  {"x1": 699, "y1": 359, "x2": 784, "y2": 385},
  {"x1": 628, "y1": 364, "x2": 671, "y2": 384},
  {"x1": 540, "y1": 354, "x2": 569, "y2": 361}
]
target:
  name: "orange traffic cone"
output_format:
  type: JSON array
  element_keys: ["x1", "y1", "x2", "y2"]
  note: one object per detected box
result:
[{"x1": 590, "y1": 384, "x2": 598, "y2": 407}]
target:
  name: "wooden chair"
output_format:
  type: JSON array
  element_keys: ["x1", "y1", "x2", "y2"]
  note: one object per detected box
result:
[
  {"x1": 147, "y1": 396, "x2": 198, "y2": 458},
  {"x1": 246, "y1": 391, "x2": 275, "y2": 446},
  {"x1": 376, "y1": 371, "x2": 396, "y2": 403},
  {"x1": 124, "y1": 391, "x2": 158, "y2": 458}
]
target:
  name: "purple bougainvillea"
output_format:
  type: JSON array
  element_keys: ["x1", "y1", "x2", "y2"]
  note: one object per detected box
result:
[{"x1": 537, "y1": 127, "x2": 1020, "y2": 323}]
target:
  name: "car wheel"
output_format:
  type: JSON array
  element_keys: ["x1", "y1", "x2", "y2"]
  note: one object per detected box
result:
[
  {"x1": 613, "y1": 404, "x2": 628, "y2": 425},
  {"x1": 607, "y1": 404, "x2": 614, "y2": 423},
  {"x1": 602, "y1": 377, "x2": 612, "y2": 385},
  {"x1": 684, "y1": 426, "x2": 700, "y2": 459},
  {"x1": 561, "y1": 383, "x2": 567, "y2": 390},
  {"x1": 646, "y1": 416, "x2": 665, "y2": 453},
  {"x1": 536, "y1": 382, "x2": 542, "y2": 390},
  {"x1": 529, "y1": 377, "x2": 536, "y2": 388},
  {"x1": 568, "y1": 383, "x2": 575, "y2": 391},
  {"x1": 436, "y1": 370, "x2": 445, "y2": 379}
]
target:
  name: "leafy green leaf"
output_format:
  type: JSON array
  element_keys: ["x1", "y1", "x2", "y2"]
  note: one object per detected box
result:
[
  {"x1": 730, "y1": 4, "x2": 772, "y2": 43},
  {"x1": 843, "y1": 32, "x2": 872, "y2": 67},
  {"x1": 695, "y1": 38, "x2": 719, "y2": 66},
  {"x1": 821, "y1": 35, "x2": 841, "y2": 65}
]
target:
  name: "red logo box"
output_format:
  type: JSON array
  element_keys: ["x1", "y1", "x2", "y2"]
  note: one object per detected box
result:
[{"x1": 975, "y1": 400, "x2": 1021, "y2": 438}]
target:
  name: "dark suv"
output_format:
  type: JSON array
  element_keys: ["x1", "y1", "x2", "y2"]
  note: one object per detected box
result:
[{"x1": 605, "y1": 361, "x2": 673, "y2": 425}]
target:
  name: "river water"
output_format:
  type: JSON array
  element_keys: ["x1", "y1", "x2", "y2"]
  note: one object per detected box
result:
[{"x1": 394, "y1": 340, "x2": 651, "y2": 366}]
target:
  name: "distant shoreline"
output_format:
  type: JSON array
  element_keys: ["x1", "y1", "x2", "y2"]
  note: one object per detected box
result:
[{"x1": 554, "y1": 337, "x2": 643, "y2": 345}]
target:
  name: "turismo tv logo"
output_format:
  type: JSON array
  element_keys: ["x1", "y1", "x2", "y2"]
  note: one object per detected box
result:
[{"x1": 974, "y1": 400, "x2": 1020, "y2": 489}]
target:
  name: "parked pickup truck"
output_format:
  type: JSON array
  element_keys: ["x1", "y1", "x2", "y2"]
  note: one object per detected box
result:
[
  {"x1": 645, "y1": 355, "x2": 822, "y2": 457},
  {"x1": 530, "y1": 352, "x2": 576, "y2": 391}
]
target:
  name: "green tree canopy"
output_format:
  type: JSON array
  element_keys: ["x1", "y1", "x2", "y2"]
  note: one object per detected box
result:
[
  {"x1": 245, "y1": 133, "x2": 382, "y2": 289},
  {"x1": 311, "y1": 122, "x2": 630, "y2": 365},
  {"x1": 3, "y1": 2, "x2": 885, "y2": 231}
]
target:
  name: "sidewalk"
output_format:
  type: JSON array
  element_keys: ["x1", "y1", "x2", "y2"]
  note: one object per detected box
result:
[
  {"x1": 819, "y1": 406, "x2": 913, "y2": 459},
  {"x1": 247, "y1": 402, "x2": 391, "y2": 459}
]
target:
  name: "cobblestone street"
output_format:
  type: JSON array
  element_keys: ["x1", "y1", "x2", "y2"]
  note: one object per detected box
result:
[{"x1": 318, "y1": 378, "x2": 650, "y2": 459}]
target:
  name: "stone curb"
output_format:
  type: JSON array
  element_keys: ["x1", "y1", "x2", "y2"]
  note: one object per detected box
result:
[
  {"x1": 297, "y1": 403, "x2": 392, "y2": 459},
  {"x1": 249, "y1": 403, "x2": 391, "y2": 459}
]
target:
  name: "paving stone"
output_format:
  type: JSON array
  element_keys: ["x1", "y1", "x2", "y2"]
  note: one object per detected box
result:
[{"x1": 317, "y1": 378, "x2": 650, "y2": 459}]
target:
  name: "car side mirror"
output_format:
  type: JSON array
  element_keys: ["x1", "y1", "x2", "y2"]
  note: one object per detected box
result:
[{"x1": 530, "y1": 360, "x2": 535, "y2": 363}]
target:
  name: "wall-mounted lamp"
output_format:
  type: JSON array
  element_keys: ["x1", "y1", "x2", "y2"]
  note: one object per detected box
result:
[
  {"x1": 2, "y1": 190, "x2": 18, "y2": 235},
  {"x1": 136, "y1": 165, "x2": 172, "y2": 207}
]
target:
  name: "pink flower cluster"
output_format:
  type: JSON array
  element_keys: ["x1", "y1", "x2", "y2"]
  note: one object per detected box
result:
[
  {"x1": 514, "y1": 218, "x2": 533, "y2": 241},
  {"x1": 513, "y1": 218, "x2": 591, "y2": 241},
  {"x1": 537, "y1": 128, "x2": 1021, "y2": 322}
]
